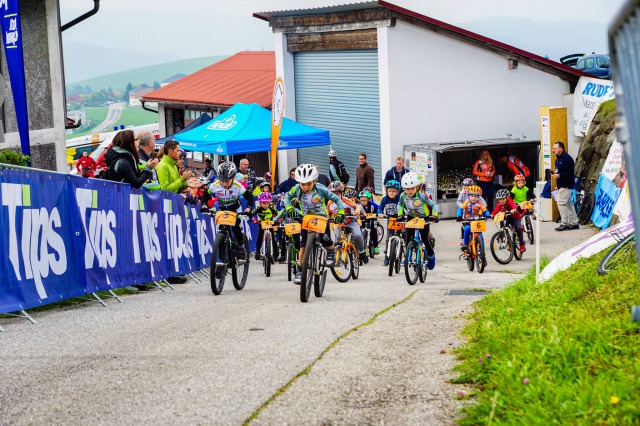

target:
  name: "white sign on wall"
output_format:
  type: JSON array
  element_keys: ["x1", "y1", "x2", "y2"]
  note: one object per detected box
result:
[
  {"x1": 572, "y1": 76, "x2": 615, "y2": 136},
  {"x1": 602, "y1": 140, "x2": 624, "y2": 183}
]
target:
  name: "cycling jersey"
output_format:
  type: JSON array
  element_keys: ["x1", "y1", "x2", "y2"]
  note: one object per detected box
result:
[
  {"x1": 511, "y1": 186, "x2": 529, "y2": 204},
  {"x1": 252, "y1": 206, "x2": 278, "y2": 221},
  {"x1": 491, "y1": 197, "x2": 522, "y2": 219},
  {"x1": 206, "y1": 180, "x2": 254, "y2": 211},
  {"x1": 284, "y1": 183, "x2": 344, "y2": 217},
  {"x1": 457, "y1": 190, "x2": 487, "y2": 208},
  {"x1": 378, "y1": 195, "x2": 399, "y2": 218},
  {"x1": 458, "y1": 200, "x2": 489, "y2": 219},
  {"x1": 398, "y1": 192, "x2": 438, "y2": 218},
  {"x1": 360, "y1": 202, "x2": 379, "y2": 214}
]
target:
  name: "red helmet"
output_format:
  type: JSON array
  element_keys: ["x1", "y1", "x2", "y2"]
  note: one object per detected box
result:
[{"x1": 514, "y1": 174, "x2": 525, "y2": 182}]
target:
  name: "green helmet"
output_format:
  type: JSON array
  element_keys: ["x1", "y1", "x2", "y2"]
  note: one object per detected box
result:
[{"x1": 358, "y1": 190, "x2": 372, "y2": 199}]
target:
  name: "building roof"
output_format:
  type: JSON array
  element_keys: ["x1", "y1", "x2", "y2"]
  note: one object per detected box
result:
[
  {"x1": 130, "y1": 86, "x2": 151, "y2": 93},
  {"x1": 254, "y1": 1, "x2": 590, "y2": 81},
  {"x1": 143, "y1": 51, "x2": 276, "y2": 107},
  {"x1": 162, "y1": 73, "x2": 186, "y2": 84}
]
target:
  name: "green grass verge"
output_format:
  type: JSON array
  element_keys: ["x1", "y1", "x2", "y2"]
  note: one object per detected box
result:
[
  {"x1": 118, "y1": 107, "x2": 158, "y2": 127},
  {"x1": 453, "y1": 253, "x2": 640, "y2": 424}
]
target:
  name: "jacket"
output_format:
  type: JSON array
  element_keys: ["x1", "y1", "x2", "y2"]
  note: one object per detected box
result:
[
  {"x1": 104, "y1": 147, "x2": 152, "y2": 189},
  {"x1": 378, "y1": 195, "x2": 399, "y2": 217},
  {"x1": 491, "y1": 197, "x2": 522, "y2": 220},
  {"x1": 156, "y1": 155, "x2": 187, "y2": 193},
  {"x1": 473, "y1": 160, "x2": 495, "y2": 182},
  {"x1": 555, "y1": 151, "x2": 575, "y2": 189},
  {"x1": 76, "y1": 155, "x2": 97, "y2": 173},
  {"x1": 457, "y1": 200, "x2": 489, "y2": 219},
  {"x1": 384, "y1": 167, "x2": 409, "y2": 185},
  {"x1": 276, "y1": 177, "x2": 297, "y2": 194},
  {"x1": 284, "y1": 183, "x2": 345, "y2": 217},
  {"x1": 329, "y1": 158, "x2": 349, "y2": 184},
  {"x1": 398, "y1": 192, "x2": 438, "y2": 218},
  {"x1": 457, "y1": 190, "x2": 487, "y2": 208},
  {"x1": 505, "y1": 155, "x2": 530, "y2": 178},
  {"x1": 355, "y1": 163, "x2": 375, "y2": 193}
]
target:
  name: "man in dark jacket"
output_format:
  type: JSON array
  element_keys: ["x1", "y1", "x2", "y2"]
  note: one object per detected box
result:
[
  {"x1": 355, "y1": 152, "x2": 375, "y2": 193},
  {"x1": 276, "y1": 168, "x2": 298, "y2": 194},
  {"x1": 552, "y1": 141, "x2": 578, "y2": 231},
  {"x1": 329, "y1": 150, "x2": 349, "y2": 185},
  {"x1": 384, "y1": 156, "x2": 409, "y2": 186}
]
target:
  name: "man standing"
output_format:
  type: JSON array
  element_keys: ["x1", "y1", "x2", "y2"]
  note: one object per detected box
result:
[
  {"x1": 137, "y1": 130, "x2": 156, "y2": 162},
  {"x1": 329, "y1": 150, "x2": 349, "y2": 185},
  {"x1": 76, "y1": 151, "x2": 97, "y2": 177},
  {"x1": 156, "y1": 140, "x2": 194, "y2": 194},
  {"x1": 499, "y1": 153, "x2": 531, "y2": 182},
  {"x1": 203, "y1": 158, "x2": 215, "y2": 181},
  {"x1": 552, "y1": 142, "x2": 579, "y2": 231},
  {"x1": 277, "y1": 168, "x2": 298, "y2": 194},
  {"x1": 384, "y1": 156, "x2": 409, "y2": 186},
  {"x1": 239, "y1": 158, "x2": 257, "y2": 192},
  {"x1": 355, "y1": 152, "x2": 375, "y2": 193}
]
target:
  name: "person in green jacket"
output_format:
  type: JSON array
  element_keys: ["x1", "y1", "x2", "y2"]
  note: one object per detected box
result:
[{"x1": 155, "y1": 140, "x2": 194, "y2": 193}]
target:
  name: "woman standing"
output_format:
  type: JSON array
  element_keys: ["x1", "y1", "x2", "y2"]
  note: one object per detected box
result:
[
  {"x1": 104, "y1": 130, "x2": 158, "y2": 188},
  {"x1": 472, "y1": 150, "x2": 496, "y2": 210}
]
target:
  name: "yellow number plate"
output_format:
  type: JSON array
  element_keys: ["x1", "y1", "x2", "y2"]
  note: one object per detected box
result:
[
  {"x1": 493, "y1": 212, "x2": 505, "y2": 223},
  {"x1": 520, "y1": 201, "x2": 533, "y2": 210},
  {"x1": 284, "y1": 222, "x2": 301, "y2": 235},
  {"x1": 261, "y1": 221, "x2": 274, "y2": 230},
  {"x1": 302, "y1": 215, "x2": 328, "y2": 233},
  {"x1": 215, "y1": 211, "x2": 237, "y2": 226},
  {"x1": 366, "y1": 213, "x2": 377, "y2": 220},
  {"x1": 405, "y1": 217, "x2": 425, "y2": 229},
  {"x1": 471, "y1": 220, "x2": 487, "y2": 232}
]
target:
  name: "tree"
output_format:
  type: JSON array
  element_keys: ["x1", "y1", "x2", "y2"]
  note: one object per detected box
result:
[
  {"x1": 153, "y1": 81, "x2": 160, "y2": 90},
  {"x1": 123, "y1": 82, "x2": 133, "y2": 101}
]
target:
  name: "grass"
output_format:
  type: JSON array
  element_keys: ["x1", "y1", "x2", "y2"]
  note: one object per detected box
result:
[
  {"x1": 598, "y1": 99, "x2": 616, "y2": 119},
  {"x1": 118, "y1": 107, "x2": 158, "y2": 127},
  {"x1": 453, "y1": 253, "x2": 640, "y2": 424}
]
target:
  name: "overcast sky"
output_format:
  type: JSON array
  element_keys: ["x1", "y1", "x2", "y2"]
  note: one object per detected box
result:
[{"x1": 60, "y1": 0, "x2": 626, "y2": 65}]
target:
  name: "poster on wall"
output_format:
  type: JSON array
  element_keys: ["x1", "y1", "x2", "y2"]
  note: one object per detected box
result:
[
  {"x1": 573, "y1": 76, "x2": 615, "y2": 136},
  {"x1": 541, "y1": 115, "x2": 552, "y2": 170},
  {"x1": 602, "y1": 140, "x2": 625, "y2": 185}
]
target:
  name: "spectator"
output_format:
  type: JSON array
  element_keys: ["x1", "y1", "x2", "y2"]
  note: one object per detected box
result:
[
  {"x1": 499, "y1": 153, "x2": 531, "y2": 182},
  {"x1": 355, "y1": 152, "x2": 375, "y2": 193},
  {"x1": 473, "y1": 149, "x2": 496, "y2": 210},
  {"x1": 239, "y1": 158, "x2": 257, "y2": 192},
  {"x1": 329, "y1": 149, "x2": 350, "y2": 185},
  {"x1": 104, "y1": 130, "x2": 157, "y2": 188},
  {"x1": 315, "y1": 165, "x2": 331, "y2": 187},
  {"x1": 137, "y1": 130, "x2": 156, "y2": 162},
  {"x1": 384, "y1": 156, "x2": 410, "y2": 186},
  {"x1": 203, "y1": 158, "x2": 216, "y2": 181},
  {"x1": 155, "y1": 140, "x2": 194, "y2": 194},
  {"x1": 276, "y1": 168, "x2": 298, "y2": 194},
  {"x1": 552, "y1": 141, "x2": 579, "y2": 231},
  {"x1": 76, "y1": 151, "x2": 97, "y2": 177}
]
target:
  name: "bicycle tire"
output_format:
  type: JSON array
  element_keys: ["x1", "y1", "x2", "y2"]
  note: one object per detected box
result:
[
  {"x1": 314, "y1": 269, "x2": 327, "y2": 298},
  {"x1": 331, "y1": 244, "x2": 352, "y2": 283},
  {"x1": 577, "y1": 192, "x2": 594, "y2": 225},
  {"x1": 573, "y1": 192, "x2": 583, "y2": 216},
  {"x1": 368, "y1": 230, "x2": 376, "y2": 258},
  {"x1": 286, "y1": 244, "x2": 293, "y2": 282},
  {"x1": 490, "y1": 231, "x2": 513, "y2": 264},
  {"x1": 395, "y1": 242, "x2": 404, "y2": 275},
  {"x1": 598, "y1": 232, "x2": 636, "y2": 275},
  {"x1": 466, "y1": 250, "x2": 475, "y2": 271},
  {"x1": 418, "y1": 246, "x2": 428, "y2": 283},
  {"x1": 376, "y1": 223, "x2": 385, "y2": 244},
  {"x1": 232, "y1": 235, "x2": 249, "y2": 290},
  {"x1": 210, "y1": 232, "x2": 228, "y2": 295},
  {"x1": 263, "y1": 232, "x2": 271, "y2": 277},
  {"x1": 349, "y1": 246, "x2": 360, "y2": 280},
  {"x1": 525, "y1": 215, "x2": 535, "y2": 244},
  {"x1": 512, "y1": 227, "x2": 523, "y2": 261},
  {"x1": 475, "y1": 236, "x2": 486, "y2": 273},
  {"x1": 300, "y1": 233, "x2": 317, "y2": 303},
  {"x1": 388, "y1": 239, "x2": 396, "y2": 277},
  {"x1": 404, "y1": 241, "x2": 419, "y2": 285}
]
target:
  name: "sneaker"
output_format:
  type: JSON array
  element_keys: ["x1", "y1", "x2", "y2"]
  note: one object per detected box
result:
[
  {"x1": 555, "y1": 225, "x2": 568, "y2": 231},
  {"x1": 427, "y1": 254, "x2": 436, "y2": 270},
  {"x1": 519, "y1": 244, "x2": 526, "y2": 253},
  {"x1": 360, "y1": 251, "x2": 369, "y2": 264},
  {"x1": 374, "y1": 247, "x2": 380, "y2": 255},
  {"x1": 167, "y1": 275, "x2": 187, "y2": 284},
  {"x1": 255, "y1": 252, "x2": 261, "y2": 261},
  {"x1": 568, "y1": 224, "x2": 580, "y2": 230},
  {"x1": 133, "y1": 284, "x2": 151, "y2": 291},
  {"x1": 277, "y1": 254, "x2": 285, "y2": 262},
  {"x1": 236, "y1": 244, "x2": 247, "y2": 259},
  {"x1": 460, "y1": 244, "x2": 468, "y2": 252},
  {"x1": 294, "y1": 272, "x2": 302, "y2": 285},
  {"x1": 325, "y1": 249, "x2": 336, "y2": 267},
  {"x1": 459, "y1": 239, "x2": 464, "y2": 246},
  {"x1": 383, "y1": 256, "x2": 389, "y2": 266}
]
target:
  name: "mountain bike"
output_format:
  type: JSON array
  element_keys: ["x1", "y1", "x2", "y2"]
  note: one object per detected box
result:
[
  {"x1": 361, "y1": 213, "x2": 379, "y2": 258},
  {"x1": 519, "y1": 200, "x2": 535, "y2": 245},
  {"x1": 208, "y1": 210, "x2": 250, "y2": 295},
  {"x1": 281, "y1": 220, "x2": 301, "y2": 282},
  {"x1": 384, "y1": 217, "x2": 406, "y2": 277},
  {"x1": 331, "y1": 217, "x2": 361, "y2": 282},
  {"x1": 459, "y1": 216, "x2": 488, "y2": 273},
  {"x1": 299, "y1": 215, "x2": 330, "y2": 303},
  {"x1": 490, "y1": 212, "x2": 523, "y2": 264},
  {"x1": 259, "y1": 220, "x2": 277, "y2": 277},
  {"x1": 597, "y1": 230, "x2": 636, "y2": 275},
  {"x1": 403, "y1": 216, "x2": 437, "y2": 285},
  {"x1": 573, "y1": 176, "x2": 597, "y2": 225}
]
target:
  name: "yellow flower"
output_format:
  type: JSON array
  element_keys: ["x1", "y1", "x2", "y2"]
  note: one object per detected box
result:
[{"x1": 611, "y1": 396, "x2": 620, "y2": 404}]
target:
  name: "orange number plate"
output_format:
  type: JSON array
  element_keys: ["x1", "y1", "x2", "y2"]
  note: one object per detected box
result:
[
  {"x1": 366, "y1": 213, "x2": 377, "y2": 220},
  {"x1": 388, "y1": 218, "x2": 404, "y2": 231},
  {"x1": 471, "y1": 220, "x2": 486, "y2": 232},
  {"x1": 405, "y1": 217, "x2": 425, "y2": 229},
  {"x1": 520, "y1": 201, "x2": 533, "y2": 210},
  {"x1": 302, "y1": 215, "x2": 328, "y2": 233},
  {"x1": 284, "y1": 222, "x2": 301, "y2": 235},
  {"x1": 215, "y1": 211, "x2": 237, "y2": 226},
  {"x1": 261, "y1": 221, "x2": 274, "y2": 230}
]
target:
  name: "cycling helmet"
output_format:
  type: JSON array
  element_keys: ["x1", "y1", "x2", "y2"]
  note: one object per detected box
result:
[
  {"x1": 254, "y1": 177, "x2": 266, "y2": 186},
  {"x1": 295, "y1": 164, "x2": 319, "y2": 183},
  {"x1": 217, "y1": 161, "x2": 237, "y2": 181},
  {"x1": 328, "y1": 149, "x2": 337, "y2": 158},
  {"x1": 467, "y1": 185, "x2": 482, "y2": 196},
  {"x1": 263, "y1": 171, "x2": 272, "y2": 180},
  {"x1": 359, "y1": 190, "x2": 372, "y2": 199},
  {"x1": 401, "y1": 172, "x2": 421, "y2": 189},
  {"x1": 328, "y1": 181, "x2": 344, "y2": 192},
  {"x1": 462, "y1": 178, "x2": 475, "y2": 186},
  {"x1": 496, "y1": 188, "x2": 510, "y2": 199},
  {"x1": 259, "y1": 180, "x2": 271, "y2": 189},
  {"x1": 514, "y1": 174, "x2": 525, "y2": 182},
  {"x1": 385, "y1": 180, "x2": 401, "y2": 189},
  {"x1": 344, "y1": 188, "x2": 358, "y2": 198},
  {"x1": 257, "y1": 192, "x2": 272, "y2": 203},
  {"x1": 235, "y1": 172, "x2": 245, "y2": 181},
  {"x1": 362, "y1": 186, "x2": 374, "y2": 194}
]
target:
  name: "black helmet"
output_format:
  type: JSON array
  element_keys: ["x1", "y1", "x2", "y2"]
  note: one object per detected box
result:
[{"x1": 217, "y1": 161, "x2": 237, "y2": 181}]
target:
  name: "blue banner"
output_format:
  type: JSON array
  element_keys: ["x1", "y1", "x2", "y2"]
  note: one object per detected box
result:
[
  {"x1": 590, "y1": 174, "x2": 621, "y2": 229},
  {"x1": 0, "y1": 170, "x2": 259, "y2": 314},
  {"x1": 1, "y1": 0, "x2": 30, "y2": 156}
]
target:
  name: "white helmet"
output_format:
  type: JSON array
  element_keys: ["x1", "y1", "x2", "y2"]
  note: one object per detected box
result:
[
  {"x1": 401, "y1": 172, "x2": 421, "y2": 189},
  {"x1": 328, "y1": 149, "x2": 337, "y2": 158},
  {"x1": 295, "y1": 164, "x2": 319, "y2": 183}
]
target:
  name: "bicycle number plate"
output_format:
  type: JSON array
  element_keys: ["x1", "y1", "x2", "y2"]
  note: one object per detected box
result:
[
  {"x1": 284, "y1": 223, "x2": 301, "y2": 235},
  {"x1": 471, "y1": 220, "x2": 487, "y2": 232},
  {"x1": 261, "y1": 221, "x2": 274, "y2": 230},
  {"x1": 405, "y1": 217, "x2": 425, "y2": 229},
  {"x1": 357, "y1": 217, "x2": 362, "y2": 226},
  {"x1": 366, "y1": 213, "x2": 377, "y2": 220},
  {"x1": 520, "y1": 201, "x2": 533, "y2": 210},
  {"x1": 493, "y1": 212, "x2": 505, "y2": 223},
  {"x1": 302, "y1": 215, "x2": 328, "y2": 233},
  {"x1": 388, "y1": 218, "x2": 404, "y2": 231},
  {"x1": 215, "y1": 211, "x2": 237, "y2": 226}
]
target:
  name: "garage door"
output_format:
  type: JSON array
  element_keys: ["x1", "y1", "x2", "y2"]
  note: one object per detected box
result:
[{"x1": 294, "y1": 50, "x2": 381, "y2": 188}]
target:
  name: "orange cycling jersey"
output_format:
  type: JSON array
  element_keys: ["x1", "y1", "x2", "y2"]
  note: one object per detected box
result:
[{"x1": 473, "y1": 160, "x2": 495, "y2": 182}]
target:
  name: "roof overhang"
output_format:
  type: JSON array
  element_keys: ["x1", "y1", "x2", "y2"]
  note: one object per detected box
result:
[{"x1": 405, "y1": 138, "x2": 540, "y2": 153}]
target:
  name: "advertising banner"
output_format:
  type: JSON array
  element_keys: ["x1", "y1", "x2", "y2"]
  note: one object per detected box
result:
[
  {"x1": 0, "y1": 170, "x2": 258, "y2": 314},
  {"x1": 590, "y1": 174, "x2": 622, "y2": 229},
  {"x1": 573, "y1": 76, "x2": 615, "y2": 136},
  {"x1": 602, "y1": 139, "x2": 625, "y2": 184}
]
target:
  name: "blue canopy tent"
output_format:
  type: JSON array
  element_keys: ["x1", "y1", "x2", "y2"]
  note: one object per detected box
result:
[
  {"x1": 174, "y1": 103, "x2": 330, "y2": 155},
  {"x1": 155, "y1": 113, "x2": 212, "y2": 149}
]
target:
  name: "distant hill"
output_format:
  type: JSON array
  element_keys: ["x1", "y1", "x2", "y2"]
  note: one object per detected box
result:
[{"x1": 66, "y1": 55, "x2": 229, "y2": 93}]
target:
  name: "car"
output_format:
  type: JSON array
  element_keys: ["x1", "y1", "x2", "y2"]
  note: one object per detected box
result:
[{"x1": 560, "y1": 53, "x2": 611, "y2": 79}]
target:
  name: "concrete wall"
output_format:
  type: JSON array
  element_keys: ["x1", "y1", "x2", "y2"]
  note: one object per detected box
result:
[
  {"x1": 0, "y1": 0, "x2": 65, "y2": 171},
  {"x1": 382, "y1": 20, "x2": 572, "y2": 163}
]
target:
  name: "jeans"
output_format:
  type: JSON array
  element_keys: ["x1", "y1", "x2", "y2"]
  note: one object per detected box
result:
[{"x1": 557, "y1": 187, "x2": 578, "y2": 226}]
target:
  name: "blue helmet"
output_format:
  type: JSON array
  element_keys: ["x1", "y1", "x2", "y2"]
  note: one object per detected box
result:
[{"x1": 385, "y1": 180, "x2": 400, "y2": 189}]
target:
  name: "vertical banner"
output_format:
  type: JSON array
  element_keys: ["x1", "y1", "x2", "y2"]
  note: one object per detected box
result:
[
  {"x1": 0, "y1": 0, "x2": 30, "y2": 157},
  {"x1": 590, "y1": 174, "x2": 622, "y2": 230},
  {"x1": 270, "y1": 77, "x2": 286, "y2": 188}
]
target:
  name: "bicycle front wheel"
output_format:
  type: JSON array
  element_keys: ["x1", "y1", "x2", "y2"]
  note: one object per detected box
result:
[
  {"x1": 524, "y1": 215, "x2": 534, "y2": 244},
  {"x1": 577, "y1": 192, "x2": 594, "y2": 225},
  {"x1": 395, "y1": 242, "x2": 404, "y2": 274},
  {"x1": 286, "y1": 243, "x2": 294, "y2": 282},
  {"x1": 418, "y1": 246, "x2": 428, "y2": 283},
  {"x1": 475, "y1": 236, "x2": 486, "y2": 273},
  {"x1": 300, "y1": 233, "x2": 317, "y2": 302},
  {"x1": 376, "y1": 223, "x2": 385, "y2": 244},
  {"x1": 210, "y1": 232, "x2": 228, "y2": 295},
  {"x1": 404, "y1": 241, "x2": 419, "y2": 285},
  {"x1": 490, "y1": 231, "x2": 513, "y2": 264},
  {"x1": 232, "y1": 235, "x2": 250, "y2": 290},
  {"x1": 349, "y1": 246, "x2": 360, "y2": 280},
  {"x1": 388, "y1": 239, "x2": 397, "y2": 277},
  {"x1": 331, "y1": 244, "x2": 352, "y2": 283},
  {"x1": 598, "y1": 232, "x2": 636, "y2": 275},
  {"x1": 512, "y1": 228, "x2": 523, "y2": 261},
  {"x1": 263, "y1": 232, "x2": 272, "y2": 277}
]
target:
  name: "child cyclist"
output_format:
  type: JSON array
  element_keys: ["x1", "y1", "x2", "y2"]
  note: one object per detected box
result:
[
  {"x1": 492, "y1": 188, "x2": 526, "y2": 253},
  {"x1": 456, "y1": 185, "x2": 490, "y2": 252},
  {"x1": 252, "y1": 192, "x2": 279, "y2": 261},
  {"x1": 398, "y1": 172, "x2": 438, "y2": 270},
  {"x1": 284, "y1": 165, "x2": 345, "y2": 284},
  {"x1": 378, "y1": 180, "x2": 401, "y2": 266},
  {"x1": 511, "y1": 174, "x2": 529, "y2": 205},
  {"x1": 327, "y1": 184, "x2": 369, "y2": 264},
  {"x1": 359, "y1": 190, "x2": 380, "y2": 255},
  {"x1": 456, "y1": 178, "x2": 487, "y2": 244},
  {"x1": 202, "y1": 161, "x2": 254, "y2": 259}
]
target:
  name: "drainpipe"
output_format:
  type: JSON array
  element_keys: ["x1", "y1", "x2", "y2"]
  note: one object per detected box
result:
[
  {"x1": 61, "y1": 0, "x2": 100, "y2": 32},
  {"x1": 141, "y1": 100, "x2": 158, "y2": 114}
]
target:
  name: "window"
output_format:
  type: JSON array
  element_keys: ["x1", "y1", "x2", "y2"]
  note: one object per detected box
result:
[
  {"x1": 585, "y1": 58, "x2": 595, "y2": 70},
  {"x1": 596, "y1": 56, "x2": 609, "y2": 69},
  {"x1": 576, "y1": 59, "x2": 585, "y2": 70}
]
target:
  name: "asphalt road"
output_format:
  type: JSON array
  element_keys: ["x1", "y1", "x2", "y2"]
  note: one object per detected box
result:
[{"x1": 0, "y1": 219, "x2": 595, "y2": 425}]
